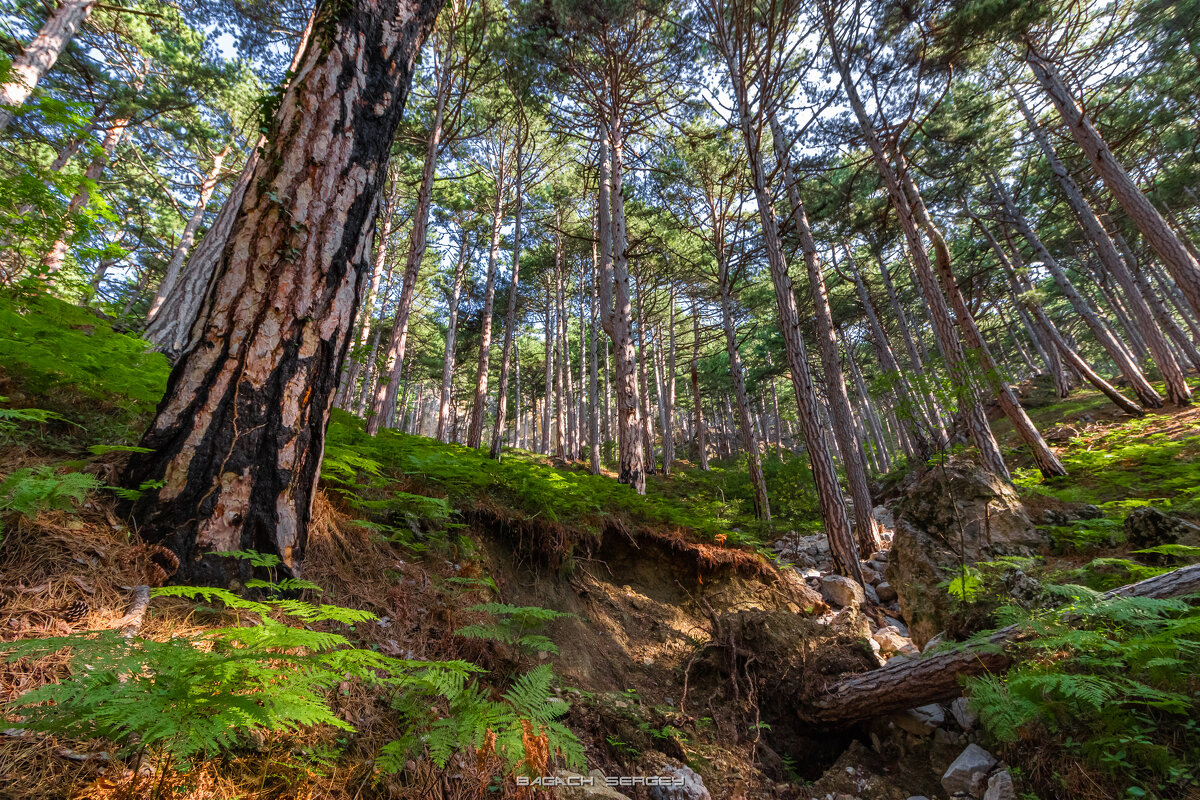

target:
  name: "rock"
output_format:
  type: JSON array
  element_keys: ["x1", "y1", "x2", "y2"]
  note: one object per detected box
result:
[
  {"x1": 886, "y1": 456, "x2": 1042, "y2": 647},
  {"x1": 872, "y1": 626, "x2": 918, "y2": 657},
  {"x1": 983, "y1": 769, "x2": 1016, "y2": 800},
  {"x1": 950, "y1": 697, "x2": 978, "y2": 731},
  {"x1": 941, "y1": 743, "x2": 998, "y2": 797},
  {"x1": 1124, "y1": 507, "x2": 1200, "y2": 551},
  {"x1": 876, "y1": 582, "x2": 898, "y2": 603},
  {"x1": 864, "y1": 583, "x2": 880, "y2": 605},
  {"x1": 891, "y1": 703, "x2": 946, "y2": 736},
  {"x1": 873, "y1": 505, "x2": 895, "y2": 530},
  {"x1": 648, "y1": 764, "x2": 710, "y2": 800},
  {"x1": 1078, "y1": 504, "x2": 1102, "y2": 520},
  {"x1": 1001, "y1": 569, "x2": 1044, "y2": 608},
  {"x1": 553, "y1": 770, "x2": 633, "y2": 799},
  {"x1": 821, "y1": 574, "x2": 867, "y2": 609},
  {"x1": 861, "y1": 566, "x2": 882, "y2": 585},
  {"x1": 884, "y1": 616, "x2": 909, "y2": 636}
]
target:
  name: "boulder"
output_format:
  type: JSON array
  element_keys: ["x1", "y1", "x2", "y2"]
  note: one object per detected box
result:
[
  {"x1": 886, "y1": 457, "x2": 1041, "y2": 646},
  {"x1": 875, "y1": 582, "x2": 898, "y2": 603},
  {"x1": 983, "y1": 769, "x2": 1017, "y2": 800},
  {"x1": 941, "y1": 743, "x2": 997, "y2": 797},
  {"x1": 891, "y1": 703, "x2": 946, "y2": 736},
  {"x1": 821, "y1": 574, "x2": 867, "y2": 609},
  {"x1": 1124, "y1": 507, "x2": 1200, "y2": 550},
  {"x1": 647, "y1": 764, "x2": 710, "y2": 800}
]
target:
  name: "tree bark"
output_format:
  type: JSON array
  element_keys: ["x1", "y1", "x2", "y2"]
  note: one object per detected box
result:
[
  {"x1": 691, "y1": 298, "x2": 708, "y2": 470},
  {"x1": 0, "y1": 0, "x2": 98, "y2": 132},
  {"x1": 123, "y1": 0, "x2": 443, "y2": 585},
  {"x1": 803, "y1": 563, "x2": 1200, "y2": 726}
]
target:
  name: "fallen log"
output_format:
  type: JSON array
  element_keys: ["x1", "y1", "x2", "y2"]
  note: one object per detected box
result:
[{"x1": 802, "y1": 563, "x2": 1200, "y2": 725}]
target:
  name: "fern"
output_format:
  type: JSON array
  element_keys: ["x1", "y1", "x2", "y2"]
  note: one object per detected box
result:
[
  {"x1": 454, "y1": 603, "x2": 574, "y2": 656},
  {"x1": 0, "y1": 465, "x2": 100, "y2": 516}
]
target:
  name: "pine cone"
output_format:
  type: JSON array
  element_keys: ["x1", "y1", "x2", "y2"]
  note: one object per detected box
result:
[{"x1": 58, "y1": 600, "x2": 90, "y2": 623}]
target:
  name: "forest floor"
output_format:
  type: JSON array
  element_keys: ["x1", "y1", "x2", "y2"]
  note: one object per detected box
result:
[{"x1": 1, "y1": 293, "x2": 1198, "y2": 800}]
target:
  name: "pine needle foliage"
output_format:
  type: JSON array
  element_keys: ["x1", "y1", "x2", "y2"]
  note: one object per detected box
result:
[{"x1": 966, "y1": 582, "x2": 1200, "y2": 799}]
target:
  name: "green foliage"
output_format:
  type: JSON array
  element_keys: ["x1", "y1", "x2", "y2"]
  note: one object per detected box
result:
[
  {"x1": 384, "y1": 663, "x2": 585, "y2": 776},
  {"x1": 454, "y1": 602, "x2": 574, "y2": 656},
  {"x1": 2, "y1": 582, "x2": 481, "y2": 768},
  {"x1": 0, "y1": 293, "x2": 169, "y2": 441},
  {"x1": 967, "y1": 583, "x2": 1200, "y2": 799},
  {"x1": 3, "y1": 584, "x2": 466, "y2": 763},
  {"x1": 0, "y1": 465, "x2": 101, "y2": 517},
  {"x1": 0, "y1": 398, "x2": 68, "y2": 435}
]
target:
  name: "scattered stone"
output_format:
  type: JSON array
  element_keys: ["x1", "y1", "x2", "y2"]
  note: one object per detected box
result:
[
  {"x1": 922, "y1": 632, "x2": 946, "y2": 652},
  {"x1": 648, "y1": 764, "x2": 710, "y2": 800},
  {"x1": 864, "y1": 583, "x2": 880, "y2": 605},
  {"x1": 821, "y1": 574, "x2": 866, "y2": 609},
  {"x1": 876, "y1": 582, "x2": 898, "y2": 603},
  {"x1": 873, "y1": 625, "x2": 918, "y2": 657},
  {"x1": 891, "y1": 703, "x2": 945, "y2": 735},
  {"x1": 1124, "y1": 506, "x2": 1200, "y2": 550},
  {"x1": 1002, "y1": 569, "x2": 1045, "y2": 609},
  {"x1": 941, "y1": 743, "x2": 998, "y2": 797},
  {"x1": 861, "y1": 566, "x2": 882, "y2": 585},
  {"x1": 983, "y1": 769, "x2": 1017, "y2": 800},
  {"x1": 1078, "y1": 504, "x2": 1102, "y2": 519},
  {"x1": 884, "y1": 616, "x2": 909, "y2": 636},
  {"x1": 950, "y1": 697, "x2": 978, "y2": 731}
]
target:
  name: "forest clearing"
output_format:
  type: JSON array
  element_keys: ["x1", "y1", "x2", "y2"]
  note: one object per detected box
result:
[{"x1": 2, "y1": 0, "x2": 1200, "y2": 798}]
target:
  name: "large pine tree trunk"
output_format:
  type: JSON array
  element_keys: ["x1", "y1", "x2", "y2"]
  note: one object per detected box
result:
[
  {"x1": 0, "y1": 0, "x2": 97, "y2": 132},
  {"x1": 468, "y1": 184, "x2": 505, "y2": 447},
  {"x1": 830, "y1": 37, "x2": 1008, "y2": 481},
  {"x1": 900, "y1": 178, "x2": 1065, "y2": 478},
  {"x1": 773, "y1": 116, "x2": 881, "y2": 552},
  {"x1": 588, "y1": 225, "x2": 602, "y2": 473},
  {"x1": 1024, "y1": 47, "x2": 1200, "y2": 317},
  {"x1": 123, "y1": 0, "x2": 443, "y2": 585}
]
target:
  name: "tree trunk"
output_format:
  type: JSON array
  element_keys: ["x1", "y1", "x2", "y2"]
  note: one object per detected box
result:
[
  {"x1": 468, "y1": 180, "x2": 505, "y2": 447},
  {"x1": 719, "y1": 41, "x2": 861, "y2": 583},
  {"x1": 543, "y1": 284, "x2": 554, "y2": 456},
  {"x1": 606, "y1": 115, "x2": 646, "y2": 493},
  {"x1": 719, "y1": 267, "x2": 770, "y2": 519},
  {"x1": 989, "y1": 174, "x2": 1164, "y2": 408},
  {"x1": 122, "y1": 0, "x2": 443, "y2": 585},
  {"x1": 437, "y1": 230, "x2": 470, "y2": 442},
  {"x1": 43, "y1": 108, "x2": 137, "y2": 278},
  {"x1": 773, "y1": 114, "x2": 881, "y2": 552},
  {"x1": 662, "y1": 289, "x2": 677, "y2": 475},
  {"x1": 489, "y1": 134, "x2": 525, "y2": 460},
  {"x1": 803, "y1": 563, "x2": 1200, "y2": 726},
  {"x1": 367, "y1": 44, "x2": 452, "y2": 435},
  {"x1": 148, "y1": 144, "x2": 230, "y2": 322},
  {"x1": 634, "y1": 274, "x2": 656, "y2": 474},
  {"x1": 589, "y1": 222, "x2": 602, "y2": 473},
  {"x1": 336, "y1": 185, "x2": 396, "y2": 409},
  {"x1": 691, "y1": 298, "x2": 708, "y2": 470},
  {"x1": 1024, "y1": 46, "x2": 1200, "y2": 317},
  {"x1": 0, "y1": 0, "x2": 98, "y2": 132}
]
